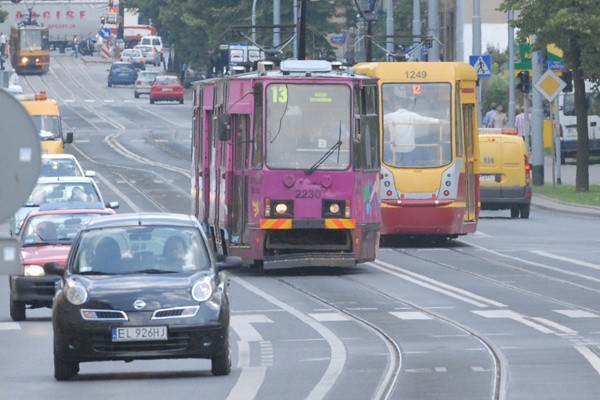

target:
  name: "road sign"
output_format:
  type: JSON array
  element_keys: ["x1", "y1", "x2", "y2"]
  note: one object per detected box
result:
[
  {"x1": 0, "y1": 90, "x2": 41, "y2": 223},
  {"x1": 469, "y1": 55, "x2": 492, "y2": 78},
  {"x1": 0, "y1": 238, "x2": 21, "y2": 275},
  {"x1": 534, "y1": 69, "x2": 566, "y2": 102},
  {"x1": 99, "y1": 26, "x2": 111, "y2": 40}
]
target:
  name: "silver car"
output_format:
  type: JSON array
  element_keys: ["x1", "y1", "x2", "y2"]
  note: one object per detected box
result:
[
  {"x1": 134, "y1": 70, "x2": 161, "y2": 98},
  {"x1": 134, "y1": 44, "x2": 160, "y2": 66}
]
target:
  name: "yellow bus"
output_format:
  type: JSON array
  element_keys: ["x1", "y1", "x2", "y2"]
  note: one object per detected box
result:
[
  {"x1": 352, "y1": 62, "x2": 479, "y2": 240},
  {"x1": 17, "y1": 92, "x2": 73, "y2": 154}
]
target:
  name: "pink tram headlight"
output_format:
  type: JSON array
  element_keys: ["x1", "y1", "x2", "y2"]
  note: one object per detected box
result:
[
  {"x1": 265, "y1": 198, "x2": 294, "y2": 218},
  {"x1": 322, "y1": 200, "x2": 351, "y2": 218}
]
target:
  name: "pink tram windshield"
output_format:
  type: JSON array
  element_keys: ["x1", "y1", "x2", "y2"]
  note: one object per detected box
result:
[{"x1": 265, "y1": 84, "x2": 351, "y2": 171}]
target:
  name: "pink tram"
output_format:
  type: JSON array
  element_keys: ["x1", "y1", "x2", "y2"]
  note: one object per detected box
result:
[{"x1": 191, "y1": 60, "x2": 381, "y2": 270}]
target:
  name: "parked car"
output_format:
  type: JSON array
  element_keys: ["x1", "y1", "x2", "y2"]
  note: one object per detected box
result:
[
  {"x1": 41, "y1": 154, "x2": 96, "y2": 178},
  {"x1": 119, "y1": 48, "x2": 145, "y2": 70},
  {"x1": 10, "y1": 176, "x2": 120, "y2": 236},
  {"x1": 149, "y1": 75, "x2": 185, "y2": 104},
  {"x1": 9, "y1": 205, "x2": 116, "y2": 321},
  {"x1": 134, "y1": 44, "x2": 160, "y2": 66},
  {"x1": 134, "y1": 70, "x2": 161, "y2": 99},
  {"x1": 107, "y1": 62, "x2": 138, "y2": 87},
  {"x1": 44, "y1": 212, "x2": 242, "y2": 380}
]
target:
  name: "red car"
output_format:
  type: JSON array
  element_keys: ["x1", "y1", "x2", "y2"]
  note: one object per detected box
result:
[
  {"x1": 149, "y1": 75, "x2": 184, "y2": 104},
  {"x1": 9, "y1": 205, "x2": 115, "y2": 321}
]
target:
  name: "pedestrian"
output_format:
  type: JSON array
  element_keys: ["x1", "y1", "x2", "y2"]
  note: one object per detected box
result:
[
  {"x1": 0, "y1": 32, "x2": 6, "y2": 70},
  {"x1": 72, "y1": 35, "x2": 80, "y2": 57},
  {"x1": 482, "y1": 102, "x2": 496, "y2": 128},
  {"x1": 515, "y1": 107, "x2": 526, "y2": 139},
  {"x1": 492, "y1": 104, "x2": 508, "y2": 129}
]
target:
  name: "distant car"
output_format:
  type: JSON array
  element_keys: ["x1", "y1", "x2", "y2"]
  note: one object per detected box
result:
[
  {"x1": 134, "y1": 70, "x2": 161, "y2": 99},
  {"x1": 107, "y1": 62, "x2": 138, "y2": 87},
  {"x1": 149, "y1": 75, "x2": 184, "y2": 104},
  {"x1": 41, "y1": 154, "x2": 96, "y2": 178},
  {"x1": 9, "y1": 206, "x2": 116, "y2": 321},
  {"x1": 44, "y1": 212, "x2": 242, "y2": 380},
  {"x1": 134, "y1": 44, "x2": 160, "y2": 66},
  {"x1": 139, "y1": 35, "x2": 163, "y2": 61},
  {"x1": 182, "y1": 66, "x2": 205, "y2": 89},
  {"x1": 119, "y1": 48, "x2": 145, "y2": 70},
  {"x1": 10, "y1": 176, "x2": 120, "y2": 236}
]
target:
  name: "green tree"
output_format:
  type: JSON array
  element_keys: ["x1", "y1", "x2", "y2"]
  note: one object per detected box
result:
[
  {"x1": 500, "y1": 0, "x2": 600, "y2": 192},
  {"x1": 125, "y1": 0, "x2": 353, "y2": 72}
]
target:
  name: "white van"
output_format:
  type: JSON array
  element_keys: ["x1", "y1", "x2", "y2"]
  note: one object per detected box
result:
[{"x1": 139, "y1": 36, "x2": 164, "y2": 61}]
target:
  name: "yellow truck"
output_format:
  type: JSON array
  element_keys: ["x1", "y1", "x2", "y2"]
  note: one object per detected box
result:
[
  {"x1": 478, "y1": 129, "x2": 532, "y2": 218},
  {"x1": 17, "y1": 91, "x2": 73, "y2": 154}
]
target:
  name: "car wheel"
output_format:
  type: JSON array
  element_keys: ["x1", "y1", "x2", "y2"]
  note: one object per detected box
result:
[
  {"x1": 150, "y1": 98, "x2": 155, "y2": 104},
  {"x1": 510, "y1": 206, "x2": 519, "y2": 218},
  {"x1": 108, "y1": 82, "x2": 112, "y2": 88},
  {"x1": 134, "y1": 92, "x2": 139, "y2": 99},
  {"x1": 179, "y1": 98, "x2": 184, "y2": 104},
  {"x1": 211, "y1": 330, "x2": 231, "y2": 376},
  {"x1": 10, "y1": 298, "x2": 26, "y2": 321},
  {"x1": 54, "y1": 344, "x2": 79, "y2": 381},
  {"x1": 519, "y1": 204, "x2": 530, "y2": 219}
]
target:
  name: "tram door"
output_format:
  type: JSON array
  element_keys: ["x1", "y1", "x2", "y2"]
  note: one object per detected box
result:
[
  {"x1": 460, "y1": 97, "x2": 478, "y2": 222},
  {"x1": 230, "y1": 115, "x2": 250, "y2": 245}
]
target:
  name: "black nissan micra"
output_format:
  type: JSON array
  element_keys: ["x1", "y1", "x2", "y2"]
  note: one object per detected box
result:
[{"x1": 45, "y1": 213, "x2": 242, "y2": 380}]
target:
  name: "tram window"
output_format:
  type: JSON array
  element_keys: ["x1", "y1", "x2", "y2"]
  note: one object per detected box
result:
[
  {"x1": 252, "y1": 84, "x2": 264, "y2": 169},
  {"x1": 362, "y1": 115, "x2": 379, "y2": 171},
  {"x1": 455, "y1": 88, "x2": 464, "y2": 157}
]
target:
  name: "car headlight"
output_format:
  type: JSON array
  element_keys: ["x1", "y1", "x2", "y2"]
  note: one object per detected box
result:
[
  {"x1": 65, "y1": 280, "x2": 88, "y2": 305},
  {"x1": 191, "y1": 276, "x2": 213, "y2": 302},
  {"x1": 23, "y1": 264, "x2": 45, "y2": 276}
]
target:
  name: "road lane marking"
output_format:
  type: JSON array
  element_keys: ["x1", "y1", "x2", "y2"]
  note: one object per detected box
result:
[
  {"x1": 390, "y1": 311, "x2": 433, "y2": 320},
  {"x1": 473, "y1": 310, "x2": 556, "y2": 334},
  {"x1": 531, "y1": 250, "x2": 600, "y2": 271},
  {"x1": 231, "y1": 315, "x2": 273, "y2": 342},
  {"x1": 574, "y1": 345, "x2": 600, "y2": 377},
  {"x1": 309, "y1": 313, "x2": 351, "y2": 322},
  {"x1": 531, "y1": 317, "x2": 577, "y2": 334},
  {"x1": 555, "y1": 310, "x2": 599, "y2": 318},
  {"x1": 369, "y1": 260, "x2": 506, "y2": 308},
  {"x1": 0, "y1": 322, "x2": 20, "y2": 331},
  {"x1": 231, "y1": 276, "x2": 347, "y2": 400}
]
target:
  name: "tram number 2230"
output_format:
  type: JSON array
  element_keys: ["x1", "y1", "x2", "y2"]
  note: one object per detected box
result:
[{"x1": 295, "y1": 189, "x2": 321, "y2": 199}]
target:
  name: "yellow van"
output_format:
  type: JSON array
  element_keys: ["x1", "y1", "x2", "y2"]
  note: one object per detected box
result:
[
  {"x1": 17, "y1": 91, "x2": 73, "y2": 154},
  {"x1": 478, "y1": 129, "x2": 532, "y2": 218}
]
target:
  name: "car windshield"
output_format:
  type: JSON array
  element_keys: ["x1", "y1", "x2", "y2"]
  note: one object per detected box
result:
[
  {"x1": 140, "y1": 72, "x2": 160, "y2": 81},
  {"x1": 122, "y1": 50, "x2": 141, "y2": 57},
  {"x1": 26, "y1": 182, "x2": 101, "y2": 206},
  {"x1": 41, "y1": 158, "x2": 83, "y2": 177},
  {"x1": 21, "y1": 213, "x2": 104, "y2": 245},
  {"x1": 72, "y1": 226, "x2": 210, "y2": 274},
  {"x1": 155, "y1": 76, "x2": 179, "y2": 85},
  {"x1": 112, "y1": 64, "x2": 134, "y2": 72},
  {"x1": 32, "y1": 115, "x2": 61, "y2": 140}
]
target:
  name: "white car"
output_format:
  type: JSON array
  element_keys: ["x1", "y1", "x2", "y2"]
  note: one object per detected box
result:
[
  {"x1": 41, "y1": 154, "x2": 96, "y2": 178},
  {"x1": 10, "y1": 176, "x2": 119, "y2": 236},
  {"x1": 139, "y1": 35, "x2": 163, "y2": 61},
  {"x1": 134, "y1": 70, "x2": 161, "y2": 98},
  {"x1": 119, "y1": 48, "x2": 145, "y2": 70}
]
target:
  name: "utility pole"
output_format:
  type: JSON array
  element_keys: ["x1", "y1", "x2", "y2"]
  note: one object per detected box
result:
[
  {"x1": 455, "y1": 0, "x2": 464, "y2": 61},
  {"x1": 427, "y1": 0, "x2": 439, "y2": 61},
  {"x1": 297, "y1": 0, "x2": 306, "y2": 60},
  {"x1": 530, "y1": 34, "x2": 545, "y2": 185},
  {"x1": 508, "y1": 9, "x2": 515, "y2": 127},
  {"x1": 411, "y1": 0, "x2": 420, "y2": 61}
]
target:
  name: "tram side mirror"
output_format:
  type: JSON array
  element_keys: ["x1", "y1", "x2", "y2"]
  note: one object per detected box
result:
[{"x1": 217, "y1": 115, "x2": 231, "y2": 141}]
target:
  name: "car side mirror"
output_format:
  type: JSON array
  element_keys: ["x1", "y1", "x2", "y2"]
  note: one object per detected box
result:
[
  {"x1": 216, "y1": 255, "x2": 243, "y2": 270},
  {"x1": 106, "y1": 201, "x2": 120, "y2": 209},
  {"x1": 65, "y1": 132, "x2": 74, "y2": 144},
  {"x1": 44, "y1": 262, "x2": 64, "y2": 276},
  {"x1": 217, "y1": 114, "x2": 231, "y2": 141}
]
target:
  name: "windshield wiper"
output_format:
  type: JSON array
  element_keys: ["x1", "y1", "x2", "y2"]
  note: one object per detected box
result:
[
  {"x1": 134, "y1": 268, "x2": 179, "y2": 274},
  {"x1": 305, "y1": 140, "x2": 342, "y2": 175}
]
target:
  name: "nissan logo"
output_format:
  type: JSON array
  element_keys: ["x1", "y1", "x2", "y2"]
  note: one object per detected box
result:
[{"x1": 133, "y1": 299, "x2": 147, "y2": 310}]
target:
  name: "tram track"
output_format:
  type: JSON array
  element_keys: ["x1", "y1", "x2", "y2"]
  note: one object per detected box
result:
[
  {"x1": 389, "y1": 245, "x2": 600, "y2": 316},
  {"x1": 275, "y1": 272, "x2": 505, "y2": 400}
]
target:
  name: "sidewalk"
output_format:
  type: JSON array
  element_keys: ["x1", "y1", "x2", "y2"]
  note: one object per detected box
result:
[{"x1": 530, "y1": 156, "x2": 600, "y2": 217}]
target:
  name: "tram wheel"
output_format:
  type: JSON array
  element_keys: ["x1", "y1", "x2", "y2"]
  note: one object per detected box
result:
[{"x1": 249, "y1": 260, "x2": 264, "y2": 275}]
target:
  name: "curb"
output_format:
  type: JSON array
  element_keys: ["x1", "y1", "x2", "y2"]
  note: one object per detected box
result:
[{"x1": 531, "y1": 194, "x2": 600, "y2": 218}]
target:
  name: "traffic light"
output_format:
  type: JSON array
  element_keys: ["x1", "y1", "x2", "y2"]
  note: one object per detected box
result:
[
  {"x1": 517, "y1": 70, "x2": 531, "y2": 93},
  {"x1": 561, "y1": 70, "x2": 573, "y2": 93}
]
